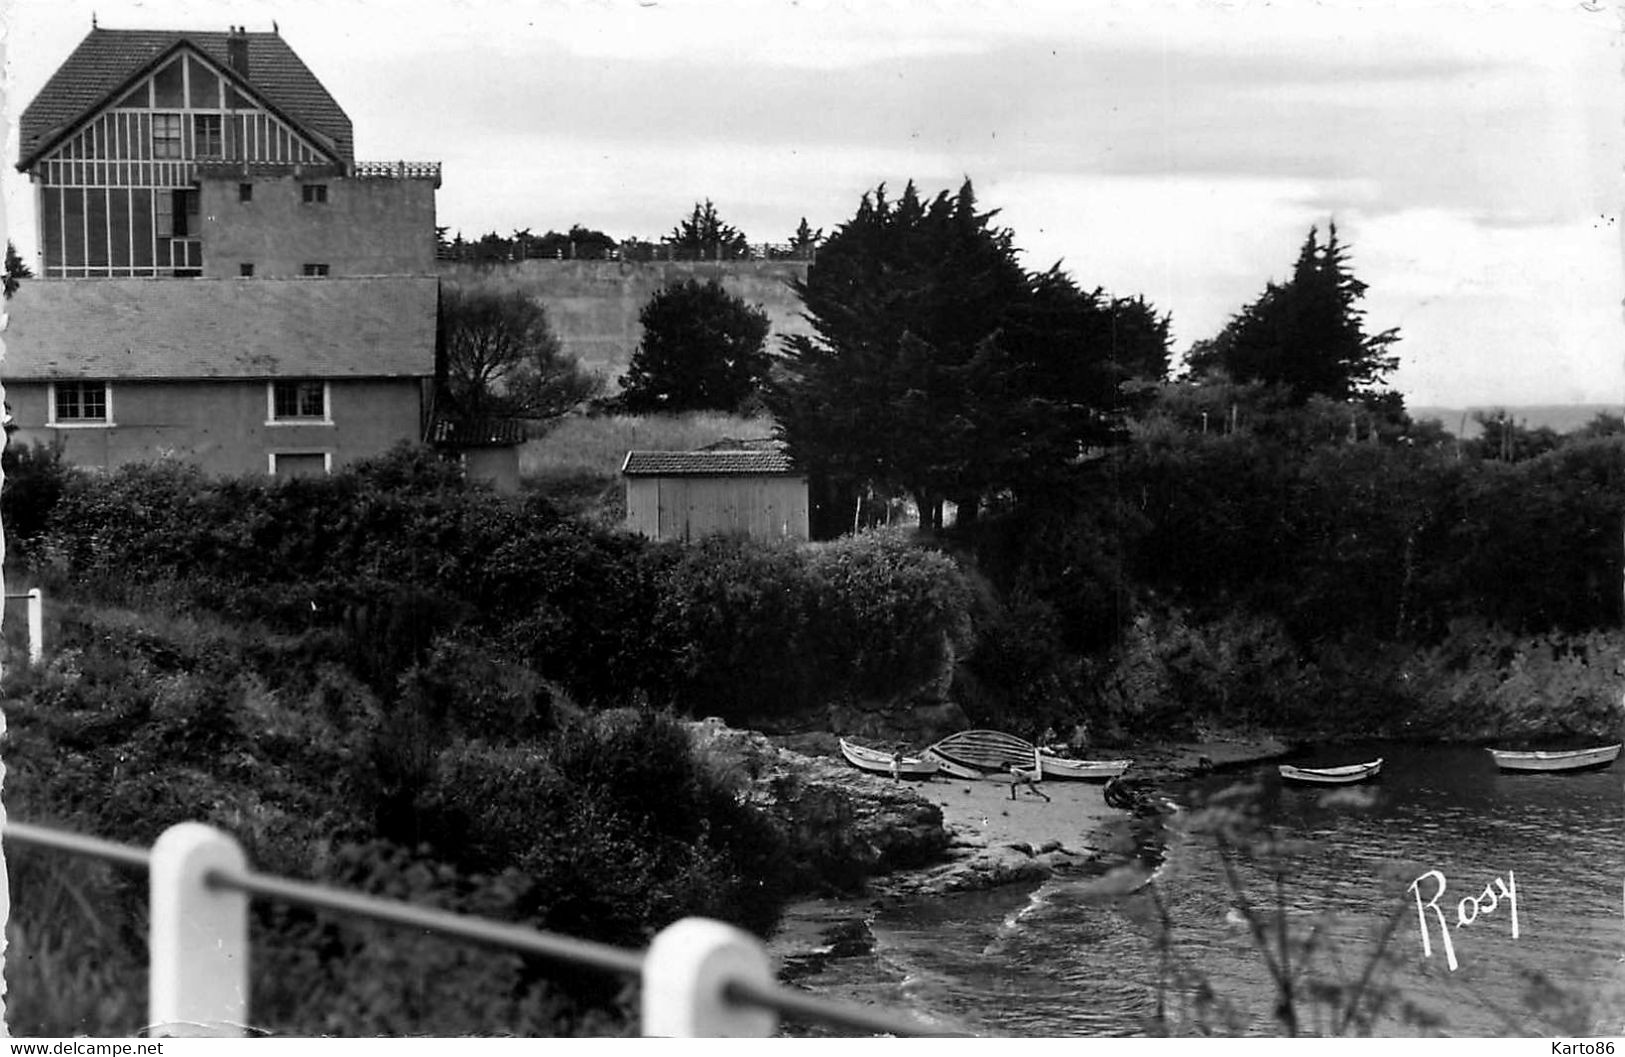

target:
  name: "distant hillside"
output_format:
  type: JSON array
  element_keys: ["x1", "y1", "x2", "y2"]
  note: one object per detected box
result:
[{"x1": 1407, "y1": 404, "x2": 1623, "y2": 438}]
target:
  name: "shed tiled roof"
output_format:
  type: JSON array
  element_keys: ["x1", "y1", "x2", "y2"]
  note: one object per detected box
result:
[
  {"x1": 429, "y1": 416, "x2": 529, "y2": 448},
  {"x1": 19, "y1": 28, "x2": 353, "y2": 170},
  {"x1": 621, "y1": 449, "x2": 801, "y2": 476},
  {"x1": 2, "y1": 277, "x2": 438, "y2": 381}
]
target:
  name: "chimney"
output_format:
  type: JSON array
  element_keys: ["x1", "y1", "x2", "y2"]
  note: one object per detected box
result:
[{"x1": 227, "y1": 26, "x2": 249, "y2": 78}]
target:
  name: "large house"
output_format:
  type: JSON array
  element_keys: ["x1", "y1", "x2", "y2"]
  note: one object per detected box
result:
[
  {"x1": 10, "y1": 24, "x2": 443, "y2": 475},
  {"x1": 3, "y1": 276, "x2": 438, "y2": 477}
]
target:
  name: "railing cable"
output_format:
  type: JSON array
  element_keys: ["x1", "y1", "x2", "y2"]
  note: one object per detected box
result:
[
  {"x1": 206, "y1": 867, "x2": 645, "y2": 978},
  {"x1": 4, "y1": 819, "x2": 957, "y2": 1037},
  {"x1": 4, "y1": 819, "x2": 152, "y2": 871}
]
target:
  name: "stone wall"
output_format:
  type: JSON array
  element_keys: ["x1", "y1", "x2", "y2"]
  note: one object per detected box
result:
[{"x1": 438, "y1": 259, "x2": 815, "y2": 385}]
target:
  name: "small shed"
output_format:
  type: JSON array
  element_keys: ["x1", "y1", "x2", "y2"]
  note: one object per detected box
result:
[
  {"x1": 621, "y1": 444, "x2": 809, "y2": 542},
  {"x1": 429, "y1": 416, "x2": 526, "y2": 493}
]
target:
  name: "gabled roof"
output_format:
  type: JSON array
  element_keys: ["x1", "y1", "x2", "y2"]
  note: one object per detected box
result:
[
  {"x1": 621, "y1": 449, "x2": 801, "y2": 477},
  {"x1": 2, "y1": 277, "x2": 438, "y2": 381},
  {"x1": 19, "y1": 28, "x2": 353, "y2": 170}
]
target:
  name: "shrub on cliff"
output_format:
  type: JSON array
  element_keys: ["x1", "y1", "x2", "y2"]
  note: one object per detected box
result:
[
  {"x1": 638, "y1": 529, "x2": 976, "y2": 721},
  {"x1": 1087, "y1": 608, "x2": 1320, "y2": 739},
  {"x1": 1394, "y1": 622, "x2": 1625, "y2": 741},
  {"x1": 412, "y1": 709, "x2": 793, "y2": 946},
  {"x1": 1, "y1": 612, "x2": 792, "y2": 1035}
]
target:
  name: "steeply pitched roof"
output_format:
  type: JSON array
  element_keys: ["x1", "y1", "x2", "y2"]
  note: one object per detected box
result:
[
  {"x1": 621, "y1": 449, "x2": 801, "y2": 477},
  {"x1": 2, "y1": 277, "x2": 438, "y2": 381},
  {"x1": 19, "y1": 28, "x2": 353, "y2": 170}
]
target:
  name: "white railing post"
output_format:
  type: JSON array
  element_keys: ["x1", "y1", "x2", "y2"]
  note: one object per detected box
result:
[
  {"x1": 641, "y1": 917, "x2": 777, "y2": 1037},
  {"x1": 26, "y1": 588, "x2": 41, "y2": 667},
  {"x1": 149, "y1": 823, "x2": 249, "y2": 1038}
]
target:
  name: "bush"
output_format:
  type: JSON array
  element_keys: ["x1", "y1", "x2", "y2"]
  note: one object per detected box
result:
[
  {"x1": 414, "y1": 709, "x2": 793, "y2": 947},
  {"x1": 635, "y1": 530, "x2": 976, "y2": 722},
  {"x1": 2, "y1": 437, "x2": 73, "y2": 557},
  {"x1": 1087, "y1": 608, "x2": 1320, "y2": 739}
]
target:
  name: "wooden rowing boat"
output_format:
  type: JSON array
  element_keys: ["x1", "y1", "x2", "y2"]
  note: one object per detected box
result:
[
  {"x1": 1037, "y1": 752, "x2": 1132, "y2": 781},
  {"x1": 922, "y1": 748, "x2": 985, "y2": 780},
  {"x1": 1278, "y1": 758, "x2": 1383, "y2": 785},
  {"x1": 839, "y1": 738, "x2": 940, "y2": 778},
  {"x1": 1487, "y1": 743, "x2": 1622, "y2": 773},
  {"x1": 927, "y1": 730, "x2": 1041, "y2": 774}
]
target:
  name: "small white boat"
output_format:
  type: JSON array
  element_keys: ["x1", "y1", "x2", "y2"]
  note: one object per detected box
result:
[
  {"x1": 1488, "y1": 743, "x2": 1622, "y2": 773},
  {"x1": 1279, "y1": 758, "x2": 1383, "y2": 785},
  {"x1": 1037, "y1": 752, "x2": 1133, "y2": 781},
  {"x1": 839, "y1": 738, "x2": 940, "y2": 778}
]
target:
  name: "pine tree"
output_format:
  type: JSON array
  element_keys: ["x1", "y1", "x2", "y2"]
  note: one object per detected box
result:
[
  {"x1": 1188, "y1": 223, "x2": 1399, "y2": 402},
  {"x1": 4, "y1": 241, "x2": 33, "y2": 298},
  {"x1": 787, "y1": 217, "x2": 823, "y2": 259},
  {"x1": 767, "y1": 180, "x2": 1170, "y2": 531},
  {"x1": 666, "y1": 200, "x2": 750, "y2": 261}
]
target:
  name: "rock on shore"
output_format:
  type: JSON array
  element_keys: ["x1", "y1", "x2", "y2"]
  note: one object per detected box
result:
[
  {"x1": 690, "y1": 718, "x2": 1294, "y2": 898},
  {"x1": 688, "y1": 720, "x2": 951, "y2": 889}
]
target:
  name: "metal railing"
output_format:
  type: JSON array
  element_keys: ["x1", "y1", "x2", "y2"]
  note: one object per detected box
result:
[
  {"x1": 4, "y1": 587, "x2": 43, "y2": 666},
  {"x1": 3, "y1": 819, "x2": 955, "y2": 1038},
  {"x1": 352, "y1": 160, "x2": 443, "y2": 183}
]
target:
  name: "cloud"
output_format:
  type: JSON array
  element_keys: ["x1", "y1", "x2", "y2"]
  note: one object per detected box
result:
[
  {"x1": 987, "y1": 172, "x2": 1385, "y2": 344},
  {"x1": 1359, "y1": 209, "x2": 1625, "y2": 406}
]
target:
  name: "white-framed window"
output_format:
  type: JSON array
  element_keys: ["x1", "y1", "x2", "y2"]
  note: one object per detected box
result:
[
  {"x1": 268, "y1": 451, "x2": 332, "y2": 478},
  {"x1": 302, "y1": 184, "x2": 328, "y2": 204},
  {"x1": 302, "y1": 263, "x2": 330, "y2": 277},
  {"x1": 194, "y1": 114, "x2": 224, "y2": 158},
  {"x1": 152, "y1": 113, "x2": 183, "y2": 159},
  {"x1": 267, "y1": 380, "x2": 332, "y2": 425},
  {"x1": 48, "y1": 381, "x2": 113, "y2": 427}
]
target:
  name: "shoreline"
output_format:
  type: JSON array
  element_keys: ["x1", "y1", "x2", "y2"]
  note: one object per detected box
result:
[
  {"x1": 865, "y1": 734, "x2": 1294, "y2": 898},
  {"x1": 765, "y1": 734, "x2": 1293, "y2": 977}
]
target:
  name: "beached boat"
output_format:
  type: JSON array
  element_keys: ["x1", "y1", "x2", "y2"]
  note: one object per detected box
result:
[
  {"x1": 839, "y1": 738, "x2": 940, "y2": 778},
  {"x1": 1278, "y1": 758, "x2": 1383, "y2": 785},
  {"x1": 922, "y1": 748, "x2": 986, "y2": 780},
  {"x1": 1488, "y1": 743, "x2": 1622, "y2": 773},
  {"x1": 928, "y1": 730, "x2": 1041, "y2": 774},
  {"x1": 1037, "y1": 752, "x2": 1133, "y2": 781}
]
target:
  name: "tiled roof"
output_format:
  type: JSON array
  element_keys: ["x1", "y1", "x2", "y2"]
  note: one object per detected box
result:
[
  {"x1": 2, "y1": 277, "x2": 437, "y2": 380},
  {"x1": 429, "y1": 416, "x2": 529, "y2": 448},
  {"x1": 19, "y1": 28, "x2": 354, "y2": 170},
  {"x1": 621, "y1": 449, "x2": 801, "y2": 476}
]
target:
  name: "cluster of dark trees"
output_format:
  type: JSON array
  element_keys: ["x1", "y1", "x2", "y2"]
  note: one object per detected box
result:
[
  {"x1": 432, "y1": 200, "x2": 815, "y2": 424},
  {"x1": 434, "y1": 274, "x2": 772, "y2": 424},
  {"x1": 769, "y1": 181, "x2": 1176, "y2": 531}
]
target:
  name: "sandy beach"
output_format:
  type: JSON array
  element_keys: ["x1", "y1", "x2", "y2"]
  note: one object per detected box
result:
[
  {"x1": 861, "y1": 771, "x2": 1128, "y2": 897},
  {"x1": 866, "y1": 737, "x2": 1292, "y2": 896}
]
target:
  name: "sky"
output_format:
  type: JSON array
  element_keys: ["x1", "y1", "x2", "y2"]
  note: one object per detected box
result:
[{"x1": 3, "y1": 0, "x2": 1622, "y2": 409}]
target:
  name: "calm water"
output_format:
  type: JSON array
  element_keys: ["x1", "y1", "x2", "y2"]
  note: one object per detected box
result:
[{"x1": 787, "y1": 744, "x2": 1625, "y2": 1037}]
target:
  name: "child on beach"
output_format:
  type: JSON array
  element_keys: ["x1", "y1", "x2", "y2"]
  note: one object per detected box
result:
[{"x1": 1007, "y1": 763, "x2": 1051, "y2": 801}]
